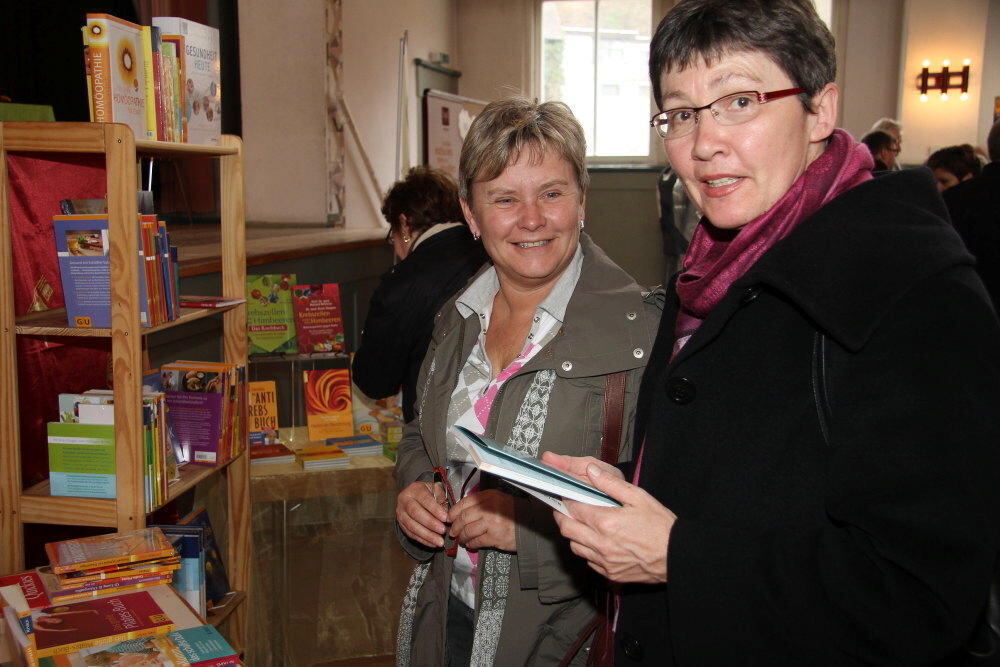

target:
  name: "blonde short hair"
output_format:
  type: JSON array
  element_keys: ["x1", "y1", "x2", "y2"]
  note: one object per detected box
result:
[{"x1": 458, "y1": 98, "x2": 589, "y2": 202}]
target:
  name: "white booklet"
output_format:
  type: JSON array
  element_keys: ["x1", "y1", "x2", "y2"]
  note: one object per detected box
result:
[{"x1": 452, "y1": 425, "x2": 621, "y2": 515}]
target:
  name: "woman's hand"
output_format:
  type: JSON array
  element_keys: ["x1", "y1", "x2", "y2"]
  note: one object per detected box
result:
[
  {"x1": 541, "y1": 451, "x2": 624, "y2": 482},
  {"x1": 448, "y1": 489, "x2": 516, "y2": 552},
  {"x1": 550, "y1": 461, "x2": 676, "y2": 584},
  {"x1": 396, "y1": 481, "x2": 449, "y2": 548}
]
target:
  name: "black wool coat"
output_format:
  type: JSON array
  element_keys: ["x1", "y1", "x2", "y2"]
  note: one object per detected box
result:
[
  {"x1": 353, "y1": 225, "x2": 487, "y2": 422},
  {"x1": 617, "y1": 169, "x2": 1000, "y2": 666}
]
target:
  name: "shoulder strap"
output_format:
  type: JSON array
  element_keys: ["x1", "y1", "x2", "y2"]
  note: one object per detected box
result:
[{"x1": 601, "y1": 371, "x2": 627, "y2": 463}]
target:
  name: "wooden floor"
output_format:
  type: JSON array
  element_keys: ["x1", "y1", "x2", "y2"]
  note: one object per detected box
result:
[{"x1": 314, "y1": 656, "x2": 394, "y2": 666}]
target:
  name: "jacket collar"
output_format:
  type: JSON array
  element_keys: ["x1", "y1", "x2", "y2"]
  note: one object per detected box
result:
[{"x1": 699, "y1": 168, "x2": 973, "y2": 353}]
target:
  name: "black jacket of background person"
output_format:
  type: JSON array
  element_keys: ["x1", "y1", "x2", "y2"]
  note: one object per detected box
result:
[
  {"x1": 353, "y1": 225, "x2": 487, "y2": 423},
  {"x1": 944, "y1": 161, "x2": 1000, "y2": 313},
  {"x1": 617, "y1": 169, "x2": 1000, "y2": 666}
]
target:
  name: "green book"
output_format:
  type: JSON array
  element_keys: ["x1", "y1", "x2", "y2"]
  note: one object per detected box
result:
[
  {"x1": 47, "y1": 422, "x2": 115, "y2": 499},
  {"x1": 246, "y1": 273, "x2": 298, "y2": 355}
]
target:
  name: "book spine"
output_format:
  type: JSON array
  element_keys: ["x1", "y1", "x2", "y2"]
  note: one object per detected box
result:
[
  {"x1": 151, "y1": 27, "x2": 164, "y2": 141},
  {"x1": 35, "y1": 623, "x2": 177, "y2": 658},
  {"x1": 140, "y1": 27, "x2": 156, "y2": 139},
  {"x1": 86, "y1": 19, "x2": 111, "y2": 123},
  {"x1": 81, "y1": 27, "x2": 95, "y2": 123},
  {"x1": 50, "y1": 551, "x2": 175, "y2": 575},
  {"x1": 49, "y1": 577, "x2": 171, "y2": 602}
]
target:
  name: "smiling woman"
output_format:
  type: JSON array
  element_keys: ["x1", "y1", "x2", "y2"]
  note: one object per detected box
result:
[{"x1": 392, "y1": 98, "x2": 661, "y2": 666}]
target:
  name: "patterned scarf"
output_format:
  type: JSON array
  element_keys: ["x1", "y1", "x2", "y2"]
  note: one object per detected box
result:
[{"x1": 672, "y1": 129, "x2": 873, "y2": 356}]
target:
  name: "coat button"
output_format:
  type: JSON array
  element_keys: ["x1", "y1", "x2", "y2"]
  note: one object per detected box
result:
[
  {"x1": 620, "y1": 632, "x2": 644, "y2": 660},
  {"x1": 633, "y1": 347, "x2": 644, "y2": 359},
  {"x1": 561, "y1": 361, "x2": 573, "y2": 372},
  {"x1": 666, "y1": 376, "x2": 696, "y2": 404},
  {"x1": 740, "y1": 286, "x2": 761, "y2": 304},
  {"x1": 626, "y1": 311, "x2": 637, "y2": 320}
]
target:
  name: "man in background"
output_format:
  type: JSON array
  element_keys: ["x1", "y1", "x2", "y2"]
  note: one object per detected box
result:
[
  {"x1": 943, "y1": 119, "x2": 1000, "y2": 311},
  {"x1": 870, "y1": 117, "x2": 903, "y2": 167}
]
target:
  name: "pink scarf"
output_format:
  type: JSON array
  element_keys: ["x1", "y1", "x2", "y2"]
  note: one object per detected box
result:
[{"x1": 672, "y1": 129, "x2": 873, "y2": 355}]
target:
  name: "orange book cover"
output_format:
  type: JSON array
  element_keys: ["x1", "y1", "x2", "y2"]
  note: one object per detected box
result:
[
  {"x1": 303, "y1": 369, "x2": 353, "y2": 441},
  {"x1": 46, "y1": 528, "x2": 176, "y2": 575}
]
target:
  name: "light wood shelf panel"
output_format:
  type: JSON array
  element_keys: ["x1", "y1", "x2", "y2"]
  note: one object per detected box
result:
[
  {"x1": 20, "y1": 482, "x2": 118, "y2": 527},
  {"x1": 15, "y1": 304, "x2": 241, "y2": 337}
]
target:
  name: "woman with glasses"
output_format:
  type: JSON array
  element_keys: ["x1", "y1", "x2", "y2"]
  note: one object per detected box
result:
[
  {"x1": 393, "y1": 98, "x2": 659, "y2": 665},
  {"x1": 547, "y1": 0, "x2": 1000, "y2": 664},
  {"x1": 353, "y1": 167, "x2": 487, "y2": 423}
]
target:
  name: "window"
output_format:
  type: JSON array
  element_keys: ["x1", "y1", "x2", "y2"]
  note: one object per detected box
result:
[{"x1": 540, "y1": 0, "x2": 654, "y2": 159}]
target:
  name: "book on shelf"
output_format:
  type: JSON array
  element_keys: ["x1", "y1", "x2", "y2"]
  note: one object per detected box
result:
[
  {"x1": 0, "y1": 572, "x2": 51, "y2": 611},
  {"x1": 178, "y1": 509, "x2": 230, "y2": 608},
  {"x1": 296, "y1": 450, "x2": 349, "y2": 471},
  {"x1": 54, "y1": 560, "x2": 181, "y2": 588},
  {"x1": 302, "y1": 368, "x2": 353, "y2": 441},
  {"x1": 350, "y1": 369, "x2": 403, "y2": 447},
  {"x1": 291, "y1": 283, "x2": 345, "y2": 354},
  {"x1": 451, "y1": 425, "x2": 622, "y2": 516},
  {"x1": 158, "y1": 39, "x2": 180, "y2": 143},
  {"x1": 55, "y1": 624, "x2": 240, "y2": 666},
  {"x1": 247, "y1": 380, "x2": 278, "y2": 445},
  {"x1": 246, "y1": 274, "x2": 298, "y2": 355},
  {"x1": 323, "y1": 434, "x2": 382, "y2": 458},
  {"x1": 151, "y1": 17, "x2": 222, "y2": 146},
  {"x1": 159, "y1": 33, "x2": 187, "y2": 143},
  {"x1": 147, "y1": 524, "x2": 207, "y2": 617},
  {"x1": 46, "y1": 422, "x2": 115, "y2": 500},
  {"x1": 160, "y1": 361, "x2": 245, "y2": 466},
  {"x1": 58, "y1": 199, "x2": 106, "y2": 215},
  {"x1": 82, "y1": 14, "x2": 146, "y2": 140},
  {"x1": 249, "y1": 442, "x2": 296, "y2": 466},
  {"x1": 46, "y1": 529, "x2": 177, "y2": 576},
  {"x1": 37, "y1": 567, "x2": 175, "y2": 605},
  {"x1": 177, "y1": 295, "x2": 245, "y2": 309},
  {"x1": 139, "y1": 26, "x2": 157, "y2": 140}
]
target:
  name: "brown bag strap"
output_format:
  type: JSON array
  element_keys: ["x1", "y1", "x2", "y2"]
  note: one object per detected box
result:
[{"x1": 600, "y1": 371, "x2": 627, "y2": 463}]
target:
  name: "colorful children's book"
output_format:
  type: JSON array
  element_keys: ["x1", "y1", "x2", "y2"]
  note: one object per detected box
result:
[
  {"x1": 151, "y1": 17, "x2": 221, "y2": 146},
  {"x1": 53, "y1": 214, "x2": 150, "y2": 328},
  {"x1": 83, "y1": 14, "x2": 146, "y2": 139},
  {"x1": 28, "y1": 591, "x2": 174, "y2": 658},
  {"x1": 302, "y1": 368, "x2": 353, "y2": 441},
  {"x1": 47, "y1": 422, "x2": 115, "y2": 500},
  {"x1": 246, "y1": 274, "x2": 297, "y2": 355},
  {"x1": 46, "y1": 529, "x2": 176, "y2": 576},
  {"x1": 291, "y1": 283, "x2": 345, "y2": 353},
  {"x1": 178, "y1": 509, "x2": 229, "y2": 607}
]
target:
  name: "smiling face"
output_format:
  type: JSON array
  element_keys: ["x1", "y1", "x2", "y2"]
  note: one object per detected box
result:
[
  {"x1": 461, "y1": 148, "x2": 584, "y2": 294},
  {"x1": 659, "y1": 50, "x2": 837, "y2": 230}
]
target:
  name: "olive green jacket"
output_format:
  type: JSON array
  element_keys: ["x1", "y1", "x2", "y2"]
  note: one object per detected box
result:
[{"x1": 394, "y1": 234, "x2": 661, "y2": 665}]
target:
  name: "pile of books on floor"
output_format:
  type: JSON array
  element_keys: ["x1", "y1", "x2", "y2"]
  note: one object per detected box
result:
[{"x1": 0, "y1": 528, "x2": 240, "y2": 665}]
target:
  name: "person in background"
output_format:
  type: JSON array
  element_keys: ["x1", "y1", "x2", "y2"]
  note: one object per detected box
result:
[
  {"x1": 870, "y1": 116, "x2": 903, "y2": 167},
  {"x1": 860, "y1": 129, "x2": 899, "y2": 171},
  {"x1": 352, "y1": 167, "x2": 487, "y2": 423},
  {"x1": 393, "y1": 98, "x2": 659, "y2": 666},
  {"x1": 546, "y1": 0, "x2": 1000, "y2": 664},
  {"x1": 926, "y1": 143, "x2": 982, "y2": 192},
  {"x1": 943, "y1": 120, "x2": 1000, "y2": 311}
]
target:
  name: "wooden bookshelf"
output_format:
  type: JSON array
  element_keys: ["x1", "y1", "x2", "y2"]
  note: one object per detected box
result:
[{"x1": 0, "y1": 121, "x2": 250, "y2": 649}]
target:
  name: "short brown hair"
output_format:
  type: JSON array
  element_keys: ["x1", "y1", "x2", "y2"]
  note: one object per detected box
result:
[
  {"x1": 649, "y1": 0, "x2": 835, "y2": 112},
  {"x1": 458, "y1": 98, "x2": 588, "y2": 202},
  {"x1": 381, "y1": 167, "x2": 464, "y2": 235}
]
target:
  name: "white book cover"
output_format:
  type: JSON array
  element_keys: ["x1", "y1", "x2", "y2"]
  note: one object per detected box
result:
[
  {"x1": 451, "y1": 425, "x2": 621, "y2": 515},
  {"x1": 152, "y1": 17, "x2": 221, "y2": 145},
  {"x1": 85, "y1": 14, "x2": 146, "y2": 139}
]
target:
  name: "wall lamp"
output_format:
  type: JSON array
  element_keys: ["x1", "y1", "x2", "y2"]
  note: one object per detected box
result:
[{"x1": 918, "y1": 59, "x2": 971, "y2": 102}]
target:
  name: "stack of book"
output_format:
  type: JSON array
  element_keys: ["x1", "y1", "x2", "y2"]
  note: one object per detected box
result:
[
  {"x1": 0, "y1": 529, "x2": 239, "y2": 665},
  {"x1": 295, "y1": 440, "x2": 349, "y2": 471},
  {"x1": 53, "y1": 208, "x2": 179, "y2": 329},
  {"x1": 82, "y1": 14, "x2": 221, "y2": 145},
  {"x1": 249, "y1": 442, "x2": 297, "y2": 466},
  {"x1": 326, "y1": 434, "x2": 382, "y2": 457},
  {"x1": 49, "y1": 387, "x2": 179, "y2": 511}
]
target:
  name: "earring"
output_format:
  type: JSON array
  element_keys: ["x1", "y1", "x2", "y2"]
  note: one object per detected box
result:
[
  {"x1": 472, "y1": 233, "x2": 481, "y2": 241},
  {"x1": 579, "y1": 219, "x2": 585, "y2": 230},
  {"x1": 402, "y1": 235, "x2": 411, "y2": 244}
]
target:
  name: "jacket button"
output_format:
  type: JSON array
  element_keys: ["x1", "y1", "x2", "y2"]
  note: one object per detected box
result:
[
  {"x1": 620, "y1": 632, "x2": 644, "y2": 660},
  {"x1": 633, "y1": 347, "x2": 644, "y2": 359},
  {"x1": 561, "y1": 361, "x2": 573, "y2": 372},
  {"x1": 626, "y1": 311, "x2": 637, "y2": 320},
  {"x1": 740, "y1": 286, "x2": 761, "y2": 304},
  {"x1": 666, "y1": 376, "x2": 696, "y2": 404}
]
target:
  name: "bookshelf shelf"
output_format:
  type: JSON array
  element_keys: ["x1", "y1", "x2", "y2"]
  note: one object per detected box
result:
[
  {"x1": 207, "y1": 590, "x2": 246, "y2": 628},
  {"x1": 0, "y1": 121, "x2": 250, "y2": 651},
  {"x1": 15, "y1": 304, "x2": 241, "y2": 337}
]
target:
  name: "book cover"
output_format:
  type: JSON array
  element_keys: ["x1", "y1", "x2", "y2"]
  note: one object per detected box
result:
[
  {"x1": 247, "y1": 380, "x2": 278, "y2": 443},
  {"x1": 451, "y1": 425, "x2": 622, "y2": 514},
  {"x1": 160, "y1": 364, "x2": 226, "y2": 465},
  {"x1": 152, "y1": 17, "x2": 221, "y2": 146},
  {"x1": 177, "y1": 295, "x2": 245, "y2": 308},
  {"x1": 83, "y1": 14, "x2": 146, "y2": 140},
  {"x1": 302, "y1": 369, "x2": 353, "y2": 441},
  {"x1": 139, "y1": 26, "x2": 156, "y2": 140},
  {"x1": 246, "y1": 274, "x2": 297, "y2": 355},
  {"x1": 159, "y1": 34, "x2": 187, "y2": 143},
  {"x1": 249, "y1": 443, "x2": 296, "y2": 466},
  {"x1": 74, "y1": 624, "x2": 238, "y2": 666},
  {"x1": 53, "y1": 215, "x2": 149, "y2": 328},
  {"x1": 291, "y1": 283, "x2": 345, "y2": 354},
  {"x1": 177, "y1": 509, "x2": 229, "y2": 606},
  {"x1": 46, "y1": 528, "x2": 176, "y2": 576},
  {"x1": 147, "y1": 525, "x2": 206, "y2": 617},
  {"x1": 29, "y1": 591, "x2": 174, "y2": 658},
  {"x1": 350, "y1": 367, "x2": 402, "y2": 442},
  {"x1": 47, "y1": 423, "x2": 115, "y2": 500},
  {"x1": 0, "y1": 571, "x2": 51, "y2": 610},
  {"x1": 159, "y1": 40, "x2": 179, "y2": 142}
]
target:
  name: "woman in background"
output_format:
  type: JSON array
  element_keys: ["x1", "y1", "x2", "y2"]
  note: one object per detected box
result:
[
  {"x1": 926, "y1": 144, "x2": 982, "y2": 192},
  {"x1": 353, "y1": 167, "x2": 487, "y2": 423}
]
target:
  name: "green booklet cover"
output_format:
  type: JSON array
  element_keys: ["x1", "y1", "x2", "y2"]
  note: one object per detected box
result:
[
  {"x1": 47, "y1": 422, "x2": 116, "y2": 499},
  {"x1": 246, "y1": 273, "x2": 297, "y2": 355}
]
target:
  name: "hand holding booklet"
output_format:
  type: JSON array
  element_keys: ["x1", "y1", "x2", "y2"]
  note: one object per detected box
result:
[{"x1": 451, "y1": 425, "x2": 621, "y2": 515}]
